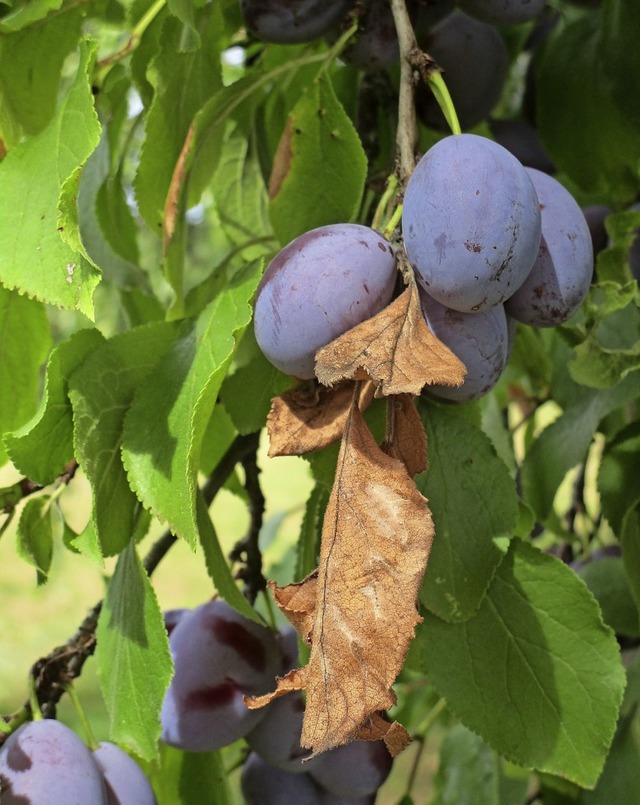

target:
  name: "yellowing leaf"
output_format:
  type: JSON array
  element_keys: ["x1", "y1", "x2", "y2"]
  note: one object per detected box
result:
[{"x1": 315, "y1": 284, "x2": 466, "y2": 396}]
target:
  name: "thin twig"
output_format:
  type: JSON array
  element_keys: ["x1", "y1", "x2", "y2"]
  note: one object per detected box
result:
[{"x1": 390, "y1": 0, "x2": 419, "y2": 181}]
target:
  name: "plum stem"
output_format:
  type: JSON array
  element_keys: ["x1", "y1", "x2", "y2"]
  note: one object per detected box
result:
[
  {"x1": 427, "y1": 72, "x2": 462, "y2": 136},
  {"x1": 64, "y1": 683, "x2": 98, "y2": 751},
  {"x1": 390, "y1": 0, "x2": 419, "y2": 180}
]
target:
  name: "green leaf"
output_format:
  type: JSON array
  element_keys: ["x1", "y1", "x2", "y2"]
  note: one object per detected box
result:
[
  {"x1": 211, "y1": 115, "x2": 275, "y2": 249},
  {"x1": 69, "y1": 322, "x2": 180, "y2": 557},
  {"x1": 295, "y1": 483, "x2": 328, "y2": 581},
  {"x1": 0, "y1": 0, "x2": 63, "y2": 32},
  {"x1": 269, "y1": 74, "x2": 368, "y2": 245},
  {"x1": 220, "y1": 353, "x2": 290, "y2": 436},
  {"x1": 521, "y1": 372, "x2": 640, "y2": 520},
  {"x1": 601, "y1": 0, "x2": 640, "y2": 130},
  {"x1": 121, "y1": 260, "x2": 262, "y2": 549},
  {"x1": 0, "y1": 5, "x2": 83, "y2": 144},
  {"x1": 134, "y1": 6, "x2": 222, "y2": 232},
  {"x1": 96, "y1": 539, "x2": 173, "y2": 761},
  {"x1": 598, "y1": 421, "x2": 640, "y2": 535},
  {"x1": 5, "y1": 328, "x2": 104, "y2": 484},
  {"x1": 152, "y1": 744, "x2": 234, "y2": 805},
  {"x1": 0, "y1": 38, "x2": 102, "y2": 316},
  {"x1": 621, "y1": 503, "x2": 640, "y2": 622},
  {"x1": 577, "y1": 556, "x2": 640, "y2": 638},
  {"x1": 536, "y1": 12, "x2": 640, "y2": 204},
  {"x1": 16, "y1": 496, "x2": 54, "y2": 585},
  {"x1": 582, "y1": 717, "x2": 640, "y2": 804},
  {"x1": 197, "y1": 493, "x2": 261, "y2": 623},
  {"x1": 422, "y1": 540, "x2": 625, "y2": 789},
  {"x1": 0, "y1": 287, "x2": 52, "y2": 466},
  {"x1": 417, "y1": 403, "x2": 518, "y2": 622},
  {"x1": 199, "y1": 404, "x2": 237, "y2": 476},
  {"x1": 433, "y1": 724, "x2": 529, "y2": 805}
]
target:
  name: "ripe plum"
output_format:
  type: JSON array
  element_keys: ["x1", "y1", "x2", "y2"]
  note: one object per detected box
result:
[
  {"x1": 505, "y1": 169, "x2": 594, "y2": 326},
  {"x1": 417, "y1": 11, "x2": 507, "y2": 131},
  {"x1": 419, "y1": 288, "x2": 510, "y2": 401},
  {"x1": 245, "y1": 691, "x2": 316, "y2": 772},
  {"x1": 160, "y1": 599, "x2": 281, "y2": 752},
  {"x1": 458, "y1": 0, "x2": 544, "y2": 25},
  {"x1": 93, "y1": 742, "x2": 157, "y2": 805},
  {"x1": 254, "y1": 224, "x2": 397, "y2": 378},
  {"x1": 309, "y1": 740, "x2": 392, "y2": 799},
  {"x1": 402, "y1": 134, "x2": 541, "y2": 312},
  {"x1": 0, "y1": 720, "x2": 107, "y2": 804},
  {"x1": 241, "y1": 752, "x2": 323, "y2": 804},
  {"x1": 489, "y1": 119, "x2": 555, "y2": 175},
  {"x1": 240, "y1": 0, "x2": 354, "y2": 45}
]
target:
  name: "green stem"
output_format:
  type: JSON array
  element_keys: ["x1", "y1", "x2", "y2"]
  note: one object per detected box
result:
[
  {"x1": 371, "y1": 175, "x2": 399, "y2": 233},
  {"x1": 384, "y1": 203, "x2": 403, "y2": 240},
  {"x1": 427, "y1": 72, "x2": 461, "y2": 136},
  {"x1": 95, "y1": 0, "x2": 167, "y2": 81},
  {"x1": 416, "y1": 696, "x2": 447, "y2": 734},
  {"x1": 65, "y1": 683, "x2": 98, "y2": 750},
  {"x1": 28, "y1": 677, "x2": 42, "y2": 721}
]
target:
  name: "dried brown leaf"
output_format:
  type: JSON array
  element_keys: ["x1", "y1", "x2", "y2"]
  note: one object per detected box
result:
[
  {"x1": 382, "y1": 394, "x2": 428, "y2": 476},
  {"x1": 267, "y1": 380, "x2": 375, "y2": 458},
  {"x1": 163, "y1": 124, "x2": 195, "y2": 251},
  {"x1": 268, "y1": 116, "x2": 293, "y2": 199},
  {"x1": 315, "y1": 283, "x2": 466, "y2": 396},
  {"x1": 268, "y1": 574, "x2": 318, "y2": 645},
  {"x1": 355, "y1": 713, "x2": 413, "y2": 757},
  {"x1": 300, "y1": 404, "x2": 434, "y2": 755},
  {"x1": 245, "y1": 667, "x2": 308, "y2": 709}
]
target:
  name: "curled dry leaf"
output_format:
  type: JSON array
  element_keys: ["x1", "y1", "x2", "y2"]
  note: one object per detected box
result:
[
  {"x1": 267, "y1": 379, "x2": 375, "y2": 457},
  {"x1": 268, "y1": 575, "x2": 317, "y2": 645},
  {"x1": 382, "y1": 394, "x2": 428, "y2": 476},
  {"x1": 315, "y1": 282, "x2": 466, "y2": 396},
  {"x1": 248, "y1": 400, "x2": 434, "y2": 758},
  {"x1": 163, "y1": 124, "x2": 195, "y2": 251}
]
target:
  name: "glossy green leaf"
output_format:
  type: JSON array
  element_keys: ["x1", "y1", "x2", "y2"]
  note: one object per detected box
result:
[
  {"x1": 269, "y1": 74, "x2": 368, "y2": 245},
  {"x1": 0, "y1": 5, "x2": 83, "y2": 144},
  {"x1": 521, "y1": 372, "x2": 640, "y2": 520},
  {"x1": 422, "y1": 541, "x2": 625, "y2": 788},
  {"x1": 96, "y1": 540, "x2": 173, "y2": 761},
  {"x1": 0, "y1": 288, "x2": 52, "y2": 466},
  {"x1": 220, "y1": 352, "x2": 290, "y2": 436},
  {"x1": 5, "y1": 328, "x2": 104, "y2": 484},
  {"x1": 0, "y1": 38, "x2": 102, "y2": 316},
  {"x1": 417, "y1": 403, "x2": 518, "y2": 622},
  {"x1": 121, "y1": 260, "x2": 261, "y2": 549},
  {"x1": 69, "y1": 322, "x2": 180, "y2": 556}
]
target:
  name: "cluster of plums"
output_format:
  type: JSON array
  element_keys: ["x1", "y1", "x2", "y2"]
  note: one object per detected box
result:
[
  {"x1": 0, "y1": 719, "x2": 156, "y2": 804},
  {"x1": 254, "y1": 132, "x2": 593, "y2": 401},
  {"x1": 161, "y1": 599, "x2": 392, "y2": 803}
]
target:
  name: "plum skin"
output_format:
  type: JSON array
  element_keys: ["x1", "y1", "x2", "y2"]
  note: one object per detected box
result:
[
  {"x1": 419, "y1": 288, "x2": 510, "y2": 401},
  {"x1": 240, "y1": 0, "x2": 354, "y2": 45},
  {"x1": 160, "y1": 599, "x2": 282, "y2": 752},
  {"x1": 402, "y1": 134, "x2": 541, "y2": 313},
  {"x1": 505, "y1": 168, "x2": 594, "y2": 327},
  {"x1": 254, "y1": 224, "x2": 397, "y2": 379},
  {"x1": 0, "y1": 720, "x2": 108, "y2": 804},
  {"x1": 93, "y1": 742, "x2": 157, "y2": 805}
]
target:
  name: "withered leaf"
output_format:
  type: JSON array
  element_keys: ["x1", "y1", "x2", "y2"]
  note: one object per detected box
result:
[
  {"x1": 315, "y1": 283, "x2": 466, "y2": 397},
  {"x1": 163, "y1": 124, "x2": 195, "y2": 251},
  {"x1": 382, "y1": 394, "x2": 428, "y2": 476},
  {"x1": 268, "y1": 574, "x2": 318, "y2": 645},
  {"x1": 355, "y1": 713, "x2": 413, "y2": 757},
  {"x1": 300, "y1": 404, "x2": 434, "y2": 755},
  {"x1": 267, "y1": 380, "x2": 375, "y2": 457},
  {"x1": 246, "y1": 667, "x2": 308, "y2": 709},
  {"x1": 268, "y1": 116, "x2": 293, "y2": 199}
]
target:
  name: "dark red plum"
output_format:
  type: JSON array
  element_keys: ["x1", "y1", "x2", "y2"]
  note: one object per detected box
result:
[
  {"x1": 505, "y1": 169, "x2": 594, "y2": 327},
  {"x1": 420, "y1": 288, "x2": 510, "y2": 401},
  {"x1": 93, "y1": 742, "x2": 157, "y2": 805},
  {"x1": 403, "y1": 134, "x2": 541, "y2": 312},
  {"x1": 417, "y1": 11, "x2": 507, "y2": 131},
  {"x1": 309, "y1": 740, "x2": 392, "y2": 799},
  {"x1": 458, "y1": 0, "x2": 544, "y2": 25},
  {"x1": 240, "y1": 0, "x2": 354, "y2": 44},
  {"x1": 254, "y1": 224, "x2": 397, "y2": 378},
  {"x1": 160, "y1": 599, "x2": 281, "y2": 752},
  {"x1": 489, "y1": 119, "x2": 555, "y2": 175},
  {"x1": 0, "y1": 720, "x2": 107, "y2": 804},
  {"x1": 241, "y1": 752, "x2": 323, "y2": 804}
]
